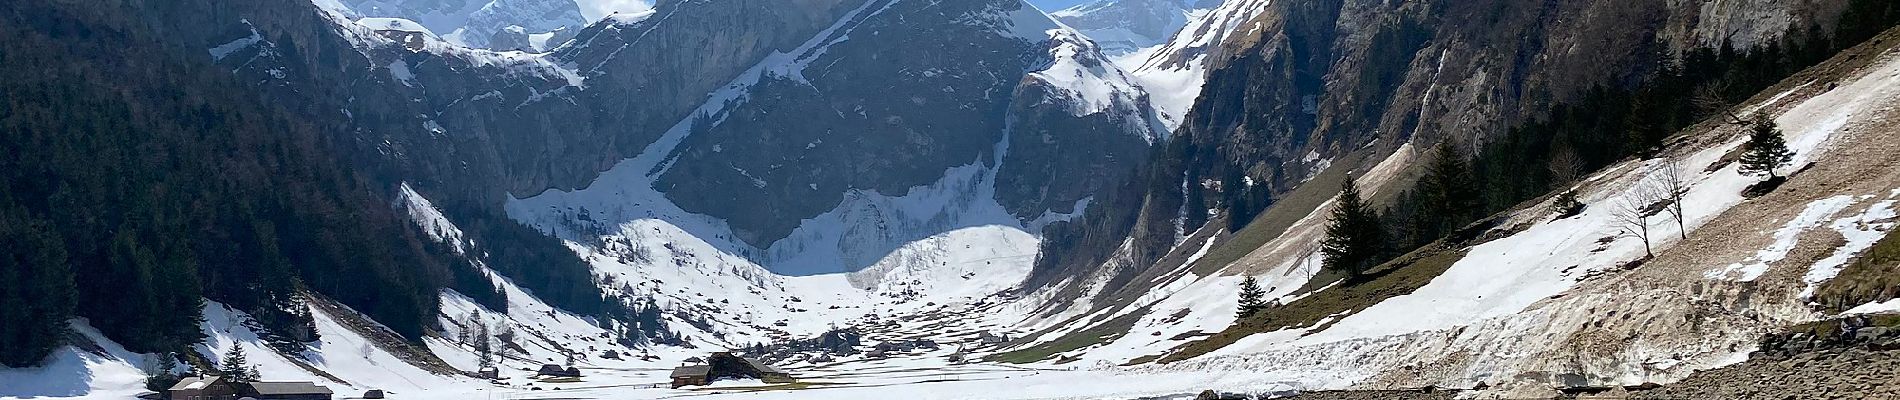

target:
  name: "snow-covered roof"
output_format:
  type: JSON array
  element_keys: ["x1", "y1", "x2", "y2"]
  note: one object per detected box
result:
[{"x1": 167, "y1": 376, "x2": 220, "y2": 391}]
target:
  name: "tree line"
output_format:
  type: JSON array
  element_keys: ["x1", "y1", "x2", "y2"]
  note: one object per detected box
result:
[
  {"x1": 1262, "y1": 0, "x2": 1898, "y2": 305},
  {"x1": 0, "y1": 2, "x2": 507, "y2": 367}
]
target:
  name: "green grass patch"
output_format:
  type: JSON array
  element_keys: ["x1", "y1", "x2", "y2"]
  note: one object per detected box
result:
[
  {"x1": 1157, "y1": 246, "x2": 1468, "y2": 363},
  {"x1": 1814, "y1": 229, "x2": 1900, "y2": 312},
  {"x1": 1784, "y1": 314, "x2": 1900, "y2": 338},
  {"x1": 1189, "y1": 150, "x2": 1370, "y2": 277},
  {"x1": 986, "y1": 308, "x2": 1146, "y2": 364},
  {"x1": 1121, "y1": 354, "x2": 1162, "y2": 366}
]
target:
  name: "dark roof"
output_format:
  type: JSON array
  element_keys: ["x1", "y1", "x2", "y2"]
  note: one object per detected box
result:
[
  {"x1": 244, "y1": 381, "x2": 333, "y2": 396},
  {"x1": 739, "y1": 356, "x2": 784, "y2": 375},
  {"x1": 670, "y1": 365, "x2": 711, "y2": 379}
]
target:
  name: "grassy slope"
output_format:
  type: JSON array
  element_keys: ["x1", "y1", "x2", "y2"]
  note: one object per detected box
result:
[
  {"x1": 1815, "y1": 229, "x2": 1900, "y2": 312},
  {"x1": 1157, "y1": 246, "x2": 1468, "y2": 363},
  {"x1": 988, "y1": 150, "x2": 1375, "y2": 364},
  {"x1": 1189, "y1": 150, "x2": 1372, "y2": 277}
]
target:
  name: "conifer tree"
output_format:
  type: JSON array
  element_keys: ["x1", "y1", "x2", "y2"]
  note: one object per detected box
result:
[
  {"x1": 474, "y1": 316, "x2": 494, "y2": 370},
  {"x1": 1739, "y1": 115, "x2": 1795, "y2": 179},
  {"x1": 1420, "y1": 142, "x2": 1479, "y2": 237},
  {"x1": 218, "y1": 346, "x2": 260, "y2": 383},
  {"x1": 1236, "y1": 276, "x2": 1266, "y2": 319},
  {"x1": 142, "y1": 353, "x2": 183, "y2": 392},
  {"x1": 0, "y1": 211, "x2": 75, "y2": 368},
  {"x1": 1322, "y1": 176, "x2": 1386, "y2": 279}
]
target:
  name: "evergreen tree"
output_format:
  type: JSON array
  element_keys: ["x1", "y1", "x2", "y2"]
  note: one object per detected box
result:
[
  {"x1": 96, "y1": 228, "x2": 207, "y2": 354},
  {"x1": 1419, "y1": 142, "x2": 1479, "y2": 237},
  {"x1": 142, "y1": 353, "x2": 183, "y2": 392},
  {"x1": 1235, "y1": 276, "x2": 1267, "y2": 319},
  {"x1": 1739, "y1": 115, "x2": 1796, "y2": 179},
  {"x1": 474, "y1": 317, "x2": 494, "y2": 369},
  {"x1": 0, "y1": 211, "x2": 75, "y2": 368},
  {"x1": 218, "y1": 346, "x2": 260, "y2": 383},
  {"x1": 1322, "y1": 176, "x2": 1386, "y2": 279}
]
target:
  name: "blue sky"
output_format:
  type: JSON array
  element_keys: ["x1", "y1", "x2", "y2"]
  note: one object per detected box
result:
[{"x1": 1029, "y1": 0, "x2": 1093, "y2": 11}]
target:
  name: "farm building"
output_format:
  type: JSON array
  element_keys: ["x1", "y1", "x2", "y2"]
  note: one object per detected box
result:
[
  {"x1": 669, "y1": 352, "x2": 793, "y2": 388},
  {"x1": 239, "y1": 381, "x2": 334, "y2": 400},
  {"x1": 536, "y1": 364, "x2": 581, "y2": 378},
  {"x1": 167, "y1": 376, "x2": 237, "y2": 400},
  {"x1": 166, "y1": 377, "x2": 331, "y2": 400}
]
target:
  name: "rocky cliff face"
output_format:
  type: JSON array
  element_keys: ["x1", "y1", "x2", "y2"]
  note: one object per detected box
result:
[
  {"x1": 336, "y1": 0, "x2": 591, "y2": 48},
  {"x1": 648, "y1": 0, "x2": 1160, "y2": 246},
  {"x1": 1026, "y1": 0, "x2": 1858, "y2": 321},
  {"x1": 1189, "y1": 0, "x2": 1849, "y2": 192},
  {"x1": 178, "y1": 0, "x2": 1154, "y2": 269}
]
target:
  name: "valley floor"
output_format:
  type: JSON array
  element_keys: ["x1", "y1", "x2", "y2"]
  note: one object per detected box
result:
[{"x1": 354, "y1": 353, "x2": 1290, "y2": 400}]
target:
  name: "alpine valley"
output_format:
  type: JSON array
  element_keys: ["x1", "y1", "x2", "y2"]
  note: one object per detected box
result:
[{"x1": 3, "y1": 0, "x2": 1900, "y2": 399}]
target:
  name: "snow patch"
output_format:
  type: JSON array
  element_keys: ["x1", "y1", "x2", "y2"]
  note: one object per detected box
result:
[
  {"x1": 209, "y1": 22, "x2": 265, "y2": 61},
  {"x1": 1846, "y1": 298, "x2": 1900, "y2": 315},
  {"x1": 1707, "y1": 195, "x2": 1855, "y2": 281},
  {"x1": 1800, "y1": 199, "x2": 1897, "y2": 298}
]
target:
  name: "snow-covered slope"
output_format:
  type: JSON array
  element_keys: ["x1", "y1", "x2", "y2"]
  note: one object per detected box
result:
[
  {"x1": 329, "y1": 0, "x2": 606, "y2": 50},
  {"x1": 1008, "y1": 36, "x2": 1900, "y2": 395},
  {"x1": 1050, "y1": 0, "x2": 1212, "y2": 59},
  {"x1": 487, "y1": 0, "x2": 1162, "y2": 350},
  {"x1": 1113, "y1": 0, "x2": 1267, "y2": 128},
  {"x1": 501, "y1": 81, "x2": 1044, "y2": 348}
]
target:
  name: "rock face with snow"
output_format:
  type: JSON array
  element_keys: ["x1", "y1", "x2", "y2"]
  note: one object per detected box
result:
[
  {"x1": 1049, "y1": 0, "x2": 1215, "y2": 58},
  {"x1": 640, "y1": 0, "x2": 1160, "y2": 246},
  {"x1": 84, "y1": 0, "x2": 1156, "y2": 349},
  {"x1": 1024, "y1": 0, "x2": 1861, "y2": 321},
  {"x1": 338, "y1": 0, "x2": 590, "y2": 49},
  {"x1": 203, "y1": 0, "x2": 1161, "y2": 254},
  {"x1": 1180, "y1": 0, "x2": 1845, "y2": 194}
]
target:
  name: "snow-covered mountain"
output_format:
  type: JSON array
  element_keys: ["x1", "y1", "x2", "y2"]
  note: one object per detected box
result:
[
  {"x1": 328, "y1": 0, "x2": 606, "y2": 50},
  {"x1": 1048, "y1": 0, "x2": 1217, "y2": 59},
  {"x1": 5, "y1": 0, "x2": 1162, "y2": 393},
  {"x1": 1107, "y1": 0, "x2": 1269, "y2": 128},
  {"x1": 9, "y1": 0, "x2": 1900, "y2": 398}
]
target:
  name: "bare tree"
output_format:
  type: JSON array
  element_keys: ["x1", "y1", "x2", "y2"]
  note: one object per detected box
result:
[
  {"x1": 1612, "y1": 171, "x2": 1671, "y2": 259},
  {"x1": 1548, "y1": 144, "x2": 1584, "y2": 184},
  {"x1": 1656, "y1": 160, "x2": 1691, "y2": 239},
  {"x1": 1691, "y1": 79, "x2": 1749, "y2": 125},
  {"x1": 1291, "y1": 242, "x2": 1322, "y2": 280}
]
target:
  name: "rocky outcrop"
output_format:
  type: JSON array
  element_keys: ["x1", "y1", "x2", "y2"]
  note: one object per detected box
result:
[{"x1": 1631, "y1": 344, "x2": 1900, "y2": 399}]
